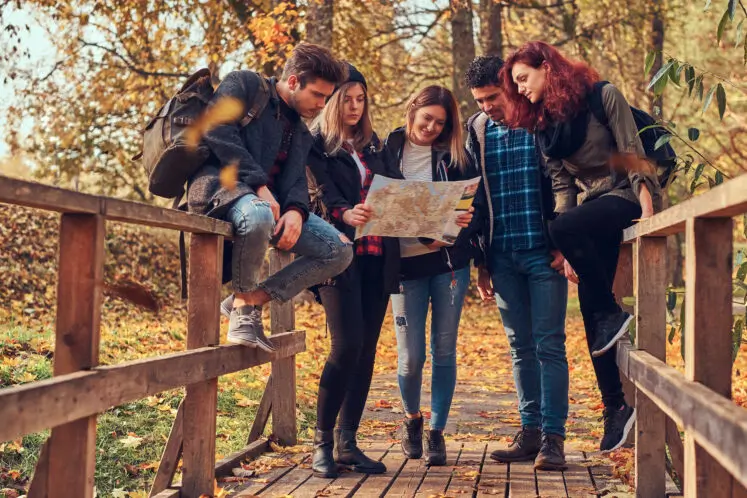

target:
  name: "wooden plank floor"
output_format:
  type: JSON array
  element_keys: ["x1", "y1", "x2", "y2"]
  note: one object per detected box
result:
[
  {"x1": 216, "y1": 357, "x2": 670, "y2": 496},
  {"x1": 221, "y1": 443, "x2": 634, "y2": 497}
]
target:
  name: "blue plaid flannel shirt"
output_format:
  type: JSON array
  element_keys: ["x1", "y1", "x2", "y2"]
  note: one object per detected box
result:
[{"x1": 484, "y1": 120, "x2": 545, "y2": 252}]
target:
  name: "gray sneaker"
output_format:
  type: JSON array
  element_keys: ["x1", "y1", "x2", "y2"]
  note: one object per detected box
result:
[
  {"x1": 220, "y1": 294, "x2": 234, "y2": 318},
  {"x1": 227, "y1": 305, "x2": 276, "y2": 353},
  {"x1": 227, "y1": 305, "x2": 260, "y2": 347}
]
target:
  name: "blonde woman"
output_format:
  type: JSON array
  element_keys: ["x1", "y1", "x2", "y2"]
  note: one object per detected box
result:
[
  {"x1": 386, "y1": 86, "x2": 480, "y2": 465},
  {"x1": 306, "y1": 64, "x2": 403, "y2": 478}
]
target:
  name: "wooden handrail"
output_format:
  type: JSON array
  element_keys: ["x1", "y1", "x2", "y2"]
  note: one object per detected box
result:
[
  {"x1": 623, "y1": 173, "x2": 747, "y2": 240},
  {"x1": 0, "y1": 179, "x2": 303, "y2": 497},
  {"x1": 0, "y1": 175, "x2": 233, "y2": 236},
  {"x1": 616, "y1": 172, "x2": 747, "y2": 497},
  {"x1": 0, "y1": 332, "x2": 305, "y2": 444},
  {"x1": 617, "y1": 341, "x2": 747, "y2": 490}
]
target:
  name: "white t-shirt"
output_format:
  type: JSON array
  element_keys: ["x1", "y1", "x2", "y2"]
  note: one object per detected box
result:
[
  {"x1": 399, "y1": 140, "x2": 438, "y2": 258},
  {"x1": 346, "y1": 139, "x2": 366, "y2": 187}
]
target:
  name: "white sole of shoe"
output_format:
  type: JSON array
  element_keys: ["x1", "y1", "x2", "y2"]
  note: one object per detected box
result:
[
  {"x1": 602, "y1": 407, "x2": 636, "y2": 453},
  {"x1": 591, "y1": 314, "x2": 634, "y2": 358},
  {"x1": 227, "y1": 336, "x2": 258, "y2": 347}
]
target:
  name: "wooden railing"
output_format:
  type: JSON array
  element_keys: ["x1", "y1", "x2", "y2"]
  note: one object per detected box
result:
[
  {"x1": 613, "y1": 173, "x2": 747, "y2": 497},
  {"x1": 0, "y1": 176, "x2": 306, "y2": 498}
]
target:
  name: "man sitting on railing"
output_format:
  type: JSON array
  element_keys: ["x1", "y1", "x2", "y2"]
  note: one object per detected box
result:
[{"x1": 187, "y1": 43, "x2": 353, "y2": 351}]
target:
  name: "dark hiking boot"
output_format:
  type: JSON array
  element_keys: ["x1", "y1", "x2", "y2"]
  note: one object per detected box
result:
[
  {"x1": 334, "y1": 428, "x2": 386, "y2": 474},
  {"x1": 227, "y1": 305, "x2": 276, "y2": 352},
  {"x1": 425, "y1": 429, "x2": 447, "y2": 466},
  {"x1": 600, "y1": 403, "x2": 636, "y2": 452},
  {"x1": 590, "y1": 310, "x2": 633, "y2": 357},
  {"x1": 220, "y1": 294, "x2": 234, "y2": 318},
  {"x1": 401, "y1": 416, "x2": 424, "y2": 459},
  {"x1": 534, "y1": 433, "x2": 567, "y2": 471},
  {"x1": 489, "y1": 426, "x2": 542, "y2": 463},
  {"x1": 312, "y1": 429, "x2": 339, "y2": 478}
]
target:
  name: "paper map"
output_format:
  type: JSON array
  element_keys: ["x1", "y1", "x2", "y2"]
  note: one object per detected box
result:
[{"x1": 354, "y1": 175, "x2": 480, "y2": 243}]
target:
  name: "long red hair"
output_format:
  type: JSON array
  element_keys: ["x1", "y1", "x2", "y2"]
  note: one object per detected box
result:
[{"x1": 500, "y1": 41, "x2": 599, "y2": 130}]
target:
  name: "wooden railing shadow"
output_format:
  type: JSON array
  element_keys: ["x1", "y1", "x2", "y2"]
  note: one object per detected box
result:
[
  {"x1": 0, "y1": 176, "x2": 305, "y2": 498},
  {"x1": 612, "y1": 173, "x2": 747, "y2": 497}
]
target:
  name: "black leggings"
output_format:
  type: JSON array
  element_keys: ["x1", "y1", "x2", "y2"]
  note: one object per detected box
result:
[
  {"x1": 316, "y1": 256, "x2": 390, "y2": 431},
  {"x1": 549, "y1": 194, "x2": 641, "y2": 408}
]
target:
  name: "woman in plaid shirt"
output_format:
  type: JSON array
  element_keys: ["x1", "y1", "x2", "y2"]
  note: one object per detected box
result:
[{"x1": 306, "y1": 64, "x2": 403, "y2": 478}]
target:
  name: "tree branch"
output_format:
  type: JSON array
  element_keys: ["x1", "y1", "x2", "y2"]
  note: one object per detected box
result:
[{"x1": 78, "y1": 39, "x2": 190, "y2": 79}]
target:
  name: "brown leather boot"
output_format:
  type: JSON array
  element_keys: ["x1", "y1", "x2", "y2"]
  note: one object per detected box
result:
[
  {"x1": 534, "y1": 433, "x2": 567, "y2": 471},
  {"x1": 490, "y1": 426, "x2": 541, "y2": 462}
]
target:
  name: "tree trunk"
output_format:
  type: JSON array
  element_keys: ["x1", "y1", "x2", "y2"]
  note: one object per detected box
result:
[
  {"x1": 649, "y1": 0, "x2": 665, "y2": 115},
  {"x1": 479, "y1": 0, "x2": 502, "y2": 57},
  {"x1": 306, "y1": 0, "x2": 334, "y2": 48},
  {"x1": 451, "y1": 0, "x2": 477, "y2": 119}
]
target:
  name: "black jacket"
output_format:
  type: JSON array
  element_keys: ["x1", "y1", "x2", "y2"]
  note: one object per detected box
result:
[
  {"x1": 385, "y1": 127, "x2": 483, "y2": 281},
  {"x1": 187, "y1": 72, "x2": 312, "y2": 220},
  {"x1": 466, "y1": 112, "x2": 556, "y2": 271},
  {"x1": 306, "y1": 133, "x2": 403, "y2": 295}
]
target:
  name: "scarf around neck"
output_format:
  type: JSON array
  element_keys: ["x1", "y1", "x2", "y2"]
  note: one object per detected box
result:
[{"x1": 536, "y1": 107, "x2": 591, "y2": 160}]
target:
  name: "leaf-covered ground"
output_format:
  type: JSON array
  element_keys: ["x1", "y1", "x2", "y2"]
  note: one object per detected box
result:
[{"x1": 1, "y1": 204, "x2": 746, "y2": 497}]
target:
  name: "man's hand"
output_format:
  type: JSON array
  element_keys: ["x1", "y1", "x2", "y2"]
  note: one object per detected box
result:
[
  {"x1": 564, "y1": 259, "x2": 579, "y2": 284},
  {"x1": 455, "y1": 206, "x2": 475, "y2": 228},
  {"x1": 256, "y1": 185, "x2": 280, "y2": 221},
  {"x1": 342, "y1": 204, "x2": 374, "y2": 227},
  {"x1": 274, "y1": 210, "x2": 303, "y2": 250},
  {"x1": 550, "y1": 250, "x2": 565, "y2": 273},
  {"x1": 477, "y1": 266, "x2": 495, "y2": 302}
]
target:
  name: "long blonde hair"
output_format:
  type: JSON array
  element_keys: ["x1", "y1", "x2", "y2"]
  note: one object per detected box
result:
[
  {"x1": 312, "y1": 81, "x2": 374, "y2": 155},
  {"x1": 405, "y1": 85, "x2": 468, "y2": 171}
]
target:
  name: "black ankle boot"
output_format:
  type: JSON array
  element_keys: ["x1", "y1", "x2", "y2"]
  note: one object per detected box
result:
[
  {"x1": 334, "y1": 428, "x2": 386, "y2": 474},
  {"x1": 312, "y1": 429, "x2": 339, "y2": 478}
]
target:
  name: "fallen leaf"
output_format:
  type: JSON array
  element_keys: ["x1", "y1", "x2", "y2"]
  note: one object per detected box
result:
[{"x1": 118, "y1": 435, "x2": 143, "y2": 449}]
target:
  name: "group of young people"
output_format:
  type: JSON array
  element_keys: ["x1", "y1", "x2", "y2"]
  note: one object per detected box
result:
[{"x1": 187, "y1": 40, "x2": 661, "y2": 476}]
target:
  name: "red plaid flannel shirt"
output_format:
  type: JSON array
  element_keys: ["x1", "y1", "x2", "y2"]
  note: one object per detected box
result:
[{"x1": 330, "y1": 149, "x2": 384, "y2": 257}]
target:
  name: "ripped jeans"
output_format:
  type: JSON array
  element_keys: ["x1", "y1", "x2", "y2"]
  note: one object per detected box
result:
[
  {"x1": 391, "y1": 266, "x2": 470, "y2": 431},
  {"x1": 226, "y1": 193, "x2": 353, "y2": 302}
]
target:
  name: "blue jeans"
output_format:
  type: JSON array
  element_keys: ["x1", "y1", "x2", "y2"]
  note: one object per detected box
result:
[
  {"x1": 391, "y1": 267, "x2": 470, "y2": 431},
  {"x1": 490, "y1": 247, "x2": 569, "y2": 437},
  {"x1": 226, "y1": 193, "x2": 353, "y2": 301}
]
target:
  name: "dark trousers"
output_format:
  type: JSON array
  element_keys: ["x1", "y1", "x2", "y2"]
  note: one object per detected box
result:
[
  {"x1": 316, "y1": 256, "x2": 390, "y2": 431},
  {"x1": 549, "y1": 194, "x2": 641, "y2": 408}
]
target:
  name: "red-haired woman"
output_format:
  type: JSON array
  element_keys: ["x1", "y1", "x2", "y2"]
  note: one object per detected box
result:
[{"x1": 501, "y1": 41, "x2": 661, "y2": 452}]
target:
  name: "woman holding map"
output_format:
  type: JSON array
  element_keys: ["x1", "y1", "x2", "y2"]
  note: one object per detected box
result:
[
  {"x1": 386, "y1": 86, "x2": 482, "y2": 466},
  {"x1": 305, "y1": 64, "x2": 403, "y2": 478}
]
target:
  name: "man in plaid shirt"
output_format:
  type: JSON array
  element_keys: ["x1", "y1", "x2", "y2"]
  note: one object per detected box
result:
[{"x1": 465, "y1": 56, "x2": 570, "y2": 471}]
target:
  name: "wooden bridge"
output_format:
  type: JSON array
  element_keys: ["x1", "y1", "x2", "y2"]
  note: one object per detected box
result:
[{"x1": 1, "y1": 173, "x2": 746, "y2": 497}]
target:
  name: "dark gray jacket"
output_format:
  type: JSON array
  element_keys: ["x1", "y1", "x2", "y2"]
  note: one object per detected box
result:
[{"x1": 187, "y1": 72, "x2": 312, "y2": 220}]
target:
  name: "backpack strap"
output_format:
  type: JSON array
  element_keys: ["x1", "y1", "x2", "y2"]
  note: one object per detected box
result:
[
  {"x1": 239, "y1": 74, "x2": 270, "y2": 127},
  {"x1": 587, "y1": 80, "x2": 611, "y2": 128}
]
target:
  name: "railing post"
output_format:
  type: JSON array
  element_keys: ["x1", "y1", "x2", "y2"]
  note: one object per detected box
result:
[
  {"x1": 46, "y1": 214, "x2": 105, "y2": 498},
  {"x1": 634, "y1": 237, "x2": 667, "y2": 497},
  {"x1": 614, "y1": 243, "x2": 637, "y2": 415},
  {"x1": 269, "y1": 249, "x2": 297, "y2": 446},
  {"x1": 683, "y1": 217, "x2": 736, "y2": 497},
  {"x1": 182, "y1": 233, "x2": 223, "y2": 497}
]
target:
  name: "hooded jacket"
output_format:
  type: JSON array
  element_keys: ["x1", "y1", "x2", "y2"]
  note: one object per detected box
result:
[{"x1": 386, "y1": 127, "x2": 483, "y2": 281}]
